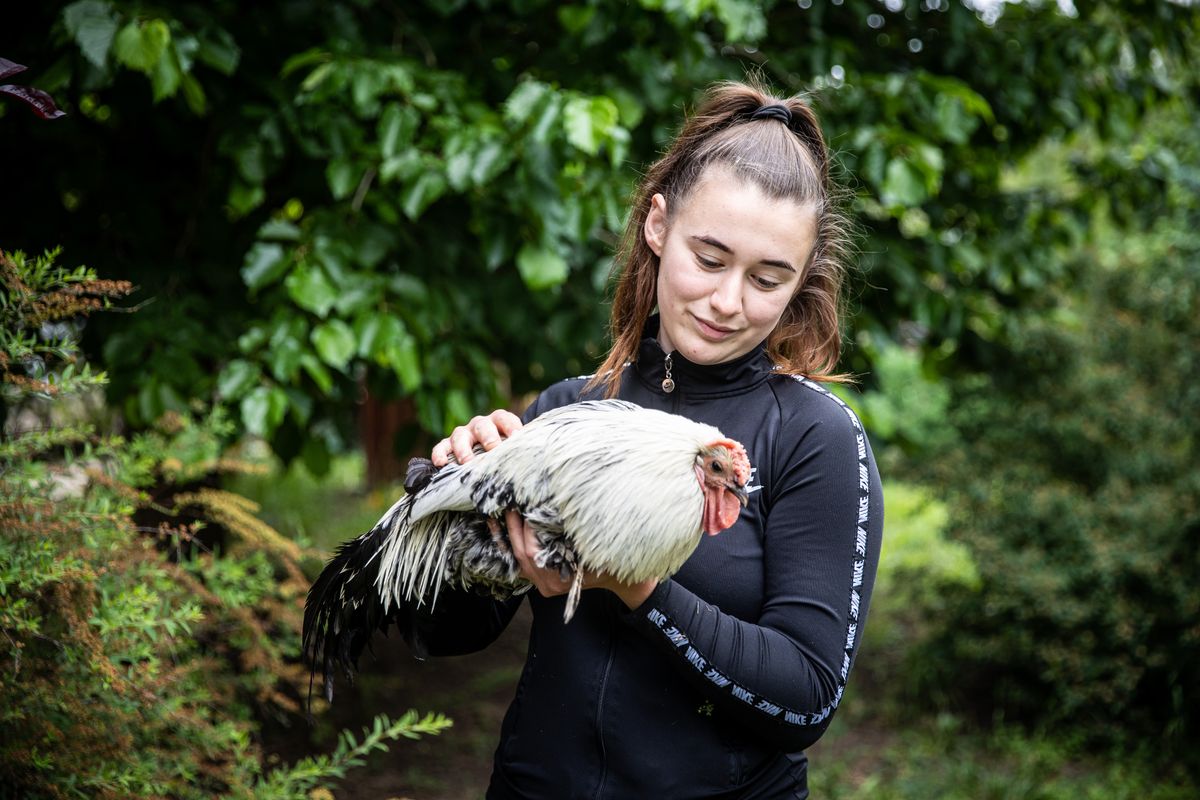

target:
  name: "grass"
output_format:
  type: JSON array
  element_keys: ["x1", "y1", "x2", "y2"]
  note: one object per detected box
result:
[
  {"x1": 224, "y1": 449, "x2": 404, "y2": 552},
  {"x1": 809, "y1": 702, "x2": 1195, "y2": 799}
]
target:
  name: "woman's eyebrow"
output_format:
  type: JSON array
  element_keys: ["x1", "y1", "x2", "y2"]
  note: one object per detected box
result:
[{"x1": 689, "y1": 234, "x2": 796, "y2": 272}]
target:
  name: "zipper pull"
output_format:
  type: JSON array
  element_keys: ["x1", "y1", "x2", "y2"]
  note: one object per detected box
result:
[{"x1": 661, "y1": 353, "x2": 675, "y2": 393}]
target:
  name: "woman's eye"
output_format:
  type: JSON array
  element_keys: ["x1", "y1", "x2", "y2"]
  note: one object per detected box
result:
[
  {"x1": 696, "y1": 254, "x2": 721, "y2": 269},
  {"x1": 753, "y1": 275, "x2": 782, "y2": 290}
]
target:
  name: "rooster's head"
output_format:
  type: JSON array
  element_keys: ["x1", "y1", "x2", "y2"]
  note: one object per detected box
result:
[{"x1": 695, "y1": 440, "x2": 751, "y2": 536}]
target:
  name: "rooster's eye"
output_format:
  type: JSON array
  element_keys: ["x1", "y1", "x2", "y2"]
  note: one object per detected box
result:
[{"x1": 711, "y1": 461, "x2": 723, "y2": 473}]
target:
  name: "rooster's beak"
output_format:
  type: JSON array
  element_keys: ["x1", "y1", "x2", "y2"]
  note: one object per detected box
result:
[{"x1": 730, "y1": 483, "x2": 749, "y2": 507}]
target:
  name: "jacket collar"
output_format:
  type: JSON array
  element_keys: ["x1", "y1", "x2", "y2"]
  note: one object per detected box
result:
[{"x1": 633, "y1": 315, "x2": 774, "y2": 397}]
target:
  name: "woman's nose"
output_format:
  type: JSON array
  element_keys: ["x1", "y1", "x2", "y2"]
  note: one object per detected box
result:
[{"x1": 709, "y1": 273, "x2": 742, "y2": 316}]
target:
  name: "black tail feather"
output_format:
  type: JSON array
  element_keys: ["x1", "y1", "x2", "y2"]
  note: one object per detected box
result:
[{"x1": 302, "y1": 522, "x2": 401, "y2": 707}]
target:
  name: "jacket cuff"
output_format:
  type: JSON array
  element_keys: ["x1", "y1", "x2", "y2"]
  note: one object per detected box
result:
[{"x1": 620, "y1": 579, "x2": 676, "y2": 628}]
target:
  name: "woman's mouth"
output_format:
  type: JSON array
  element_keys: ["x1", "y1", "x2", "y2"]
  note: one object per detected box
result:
[{"x1": 692, "y1": 315, "x2": 737, "y2": 340}]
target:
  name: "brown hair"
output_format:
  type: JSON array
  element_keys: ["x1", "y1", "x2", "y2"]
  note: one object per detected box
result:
[{"x1": 585, "y1": 79, "x2": 853, "y2": 397}]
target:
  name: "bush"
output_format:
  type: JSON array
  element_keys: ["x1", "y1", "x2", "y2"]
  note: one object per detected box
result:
[
  {"x1": 916, "y1": 220, "x2": 1200, "y2": 760},
  {"x1": 0, "y1": 248, "x2": 449, "y2": 798},
  {"x1": 852, "y1": 483, "x2": 980, "y2": 713}
]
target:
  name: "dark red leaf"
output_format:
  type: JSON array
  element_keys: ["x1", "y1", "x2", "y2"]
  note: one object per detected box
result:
[
  {"x1": 0, "y1": 84, "x2": 66, "y2": 119},
  {"x1": 0, "y1": 58, "x2": 27, "y2": 81}
]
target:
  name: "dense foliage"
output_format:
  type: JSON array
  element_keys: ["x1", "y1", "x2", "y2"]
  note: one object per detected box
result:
[
  {"x1": 1, "y1": 0, "x2": 1195, "y2": 472},
  {"x1": 0, "y1": 248, "x2": 449, "y2": 798},
  {"x1": 913, "y1": 112, "x2": 1200, "y2": 757}
]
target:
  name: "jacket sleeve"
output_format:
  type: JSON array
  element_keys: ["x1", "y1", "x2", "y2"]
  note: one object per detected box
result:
[
  {"x1": 624, "y1": 387, "x2": 883, "y2": 752},
  {"x1": 408, "y1": 591, "x2": 524, "y2": 657}
]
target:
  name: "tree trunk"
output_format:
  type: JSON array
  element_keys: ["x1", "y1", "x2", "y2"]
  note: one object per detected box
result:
[{"x1": 358, "y1": 386, "x2": 428, "y2": 489}]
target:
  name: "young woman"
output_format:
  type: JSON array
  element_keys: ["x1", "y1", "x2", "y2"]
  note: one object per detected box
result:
[{"x1": 424, "y1": 80, "x2": 883, "y2": 799}]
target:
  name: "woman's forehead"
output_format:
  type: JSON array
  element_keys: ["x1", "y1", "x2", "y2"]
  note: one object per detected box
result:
[{"x1": 670, "y1": 167, "x2": 818, "y2": 263}]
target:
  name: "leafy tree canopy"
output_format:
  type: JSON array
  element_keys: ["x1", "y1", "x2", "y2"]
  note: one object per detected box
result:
[{"x1": 1, "y1": 0, "x2": 1196, "y2": 471}]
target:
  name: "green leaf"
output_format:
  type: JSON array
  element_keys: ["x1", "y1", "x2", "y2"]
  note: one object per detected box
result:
[
  {"x1": 195, "y1": 28, "x2": 240, "y2": 76},
  {"x1": 63, "y1": 0, "x2": 119, "y2": 70},
  {"x1": 178, "y1": 71, "x2": 206, "y2": 114},
  {"x1": 881, "y1": 159, "x2": 927, "y2": 207},
  {"x1": 516, "y1": 244, "x2": 569, "y2": 290},
  {"x1": 378, "y1": 103, "x2": 418, "y2": 159},
  {"x1": 240, "y1": 242, "x2": 288, "y2": 290},
  {"x1": 504, "y1": 80, "x2": 550, "y2": 125},
  {"x1": 380, "y1": 150, "x2": 423, "y2": 184},
  {"x1": 299, "y1": 353, "x2": 333, "y2": 394},
  {"x1": 311, "y1": 320, "x2": 357, "y2": 370},
  {"x1": 481, "y1": 223, "x2": 513, "y2": 271},
  {"x1": 290, "y1": 386, "x2": 317, "y2": 425},
  {"x1": 401, "y1": 171, "x2": 448, "y2": 221},
  {"x1": 112, "y1": 19, "x2": 171, "y2": 74},
  {"x1": 237, "y1": 325, "x2": 267, "y2": 353},
  {"x1": 257, "y1": 219, "x2": 301, "y2": 241},
  {"x1": 444, "y1": 132, "x2": 475, "y2": 192},
  {"x1": 281, "y1": 48, "x2": 328, "y2": 78},
  {"x1": 443, "y1": 389, "x2": 473, "y2": 431},
  {"x1": 529, "y1": 93, "x2": 561, "y2": 143},
  {"x1": 241, "y1": 386, "x2": 288, "y2": 438},
  {"x1": 216, "y1": 359, "x2": 260, "y2": 399},
  {"x1": 934, "y1": 95, "x2": 976, "y2": 145},
  {"x1": 137, "y1": 381, "x2": 160, "y2": 424},
  {"x1": 351, "y1": 67, "x2": 386, "y2": 114},
  {"x1": 388, "y1": 335, "x2": 422, "y2": 392},
  {"x1": 326, "y1": 159, "x2": 358, "y2": 201},
  {"x1": 557, "y1": 5, "x2": 596, "y2": 34},
  {"x1": 563, "y1": 96, "x2": 619, "y2": 156},
  {"x1": 234, "y1": 140, "x2": 265, "y2": 183},
  {"x1": 267, "y1": 337, "x2": 304, "y2": 382},
  {"x1": 227, "y1": 181, "x2": 264, "y2": 217},
  {"x1": 713, "y1": 0, "x2": 768, "y2": 42},
  {"x1": 301, "y1": 437, "x2": 331, "y2": 477},
  {"x1": 389, "y1": 273, "x2": 428, "y2": 304},
  {"x1": 332, "y1": 277, "x2": 381, "y2": 316},
  {"x1": 300, "y1": 61, "x2": 335, "y2": 92},
  {"x1": 355, "y1": 314, "x2": 403, "y2": 361},
  {"x1": 150, "y1": 45, "x2": 182, "y2": 102},
  {"x1": 472, "y1": 138, "x2": 512, "y2": 186},
  {"x1": 285, "y1": 263, "x2": 338, "y2": 318}
]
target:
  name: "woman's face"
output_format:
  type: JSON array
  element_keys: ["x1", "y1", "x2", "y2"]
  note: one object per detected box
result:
[{"x1": 644, "y1": 165, "x2": 818, "y2": 365}]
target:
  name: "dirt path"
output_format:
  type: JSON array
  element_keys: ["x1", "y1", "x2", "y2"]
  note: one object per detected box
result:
[{"x1": 267, "y1": 605, "x2": 533, "y2": 800}]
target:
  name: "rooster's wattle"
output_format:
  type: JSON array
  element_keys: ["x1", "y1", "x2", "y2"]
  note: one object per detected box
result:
[{"x1": 302, "y1": 399, "x2": 751, "y2": 701}]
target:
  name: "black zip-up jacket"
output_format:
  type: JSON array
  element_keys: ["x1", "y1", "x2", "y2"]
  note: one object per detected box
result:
[{"x1": 412, "y1": 326, "x2": 884, "y2": 799}]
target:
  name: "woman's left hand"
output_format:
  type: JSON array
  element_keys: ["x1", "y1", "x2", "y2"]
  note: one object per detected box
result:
[{"x1": 503, "y1": 509, "x2": 658, "y2": 610}]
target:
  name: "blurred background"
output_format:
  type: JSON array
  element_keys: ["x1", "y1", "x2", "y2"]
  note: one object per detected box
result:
[{"x1": 1, "y1": 0, "x2": 1197, "y2": 797}]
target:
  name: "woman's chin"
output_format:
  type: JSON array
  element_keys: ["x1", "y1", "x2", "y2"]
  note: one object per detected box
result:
[{"x1": 679, "y1": 338, "x2": 745, "y2": 366}]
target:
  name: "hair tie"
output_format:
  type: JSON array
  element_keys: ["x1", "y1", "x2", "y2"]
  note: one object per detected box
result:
[{"x1": 749, "y1": 104, "x2": 792, "y2": 125}]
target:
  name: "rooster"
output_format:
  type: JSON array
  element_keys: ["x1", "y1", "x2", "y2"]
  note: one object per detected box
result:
[{"x1": 302, "y1": 399, "x2": 751, "y2": 701}]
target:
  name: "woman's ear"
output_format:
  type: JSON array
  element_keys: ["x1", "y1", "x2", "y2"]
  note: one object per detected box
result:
[{"x1": 643, "y1": 193, "x2": 668, "y2": 257}]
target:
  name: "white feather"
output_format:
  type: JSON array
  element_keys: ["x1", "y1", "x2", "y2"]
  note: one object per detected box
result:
[{"x1": 409, "y1": 400, "x2": 725, "y2": 583}]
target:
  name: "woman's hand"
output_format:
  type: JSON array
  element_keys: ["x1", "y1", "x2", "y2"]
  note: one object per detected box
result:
[
  {"x1": 503, "y1": 509, "x2": 658, "y2": 610},
  {"x1": 431, "y1": 409, "x2": 523, "y2": 467}
]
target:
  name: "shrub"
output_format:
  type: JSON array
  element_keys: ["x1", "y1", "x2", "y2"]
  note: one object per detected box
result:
[
  {"x1": 853, "y1": 483, "x2": 980, "y2": 713},
  {"x1": 916, "y1": 220, "x2": 1200, "y2": 760},
  {"x1": 0, "y1": 248, "x2": 449, "y2": 798}
]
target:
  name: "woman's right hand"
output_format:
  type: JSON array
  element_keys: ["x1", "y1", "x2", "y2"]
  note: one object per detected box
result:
[{"x1": 430, "y1": 409, "x2": 524, "y2": 467}]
